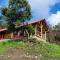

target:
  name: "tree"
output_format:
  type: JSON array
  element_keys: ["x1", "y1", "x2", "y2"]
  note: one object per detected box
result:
[
  {"x1": 19, "y1": 25, "x2": 35, "y2": 39},
  {"x1": 2, "y1": 0, "x2": 32, "y2": 32},
  {"x1": 0, "y1": 16, "x2": 7, "y2": 29},
  {"x1": 53, "y1": 23, "x2": 60, "y2": 41},
  {"x1": 53, "y1": 23, "x2": 60, "y2": 30}
]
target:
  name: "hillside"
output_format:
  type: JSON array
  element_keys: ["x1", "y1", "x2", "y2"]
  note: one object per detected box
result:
[{"x1": 0, "y1": 39, "x2": 60, "y2": 60}]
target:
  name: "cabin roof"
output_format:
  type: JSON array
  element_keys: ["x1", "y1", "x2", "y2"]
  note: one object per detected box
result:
[
  {"x1": 0, "y1": 28, "x2": 7, "y2": 32},
  {"x1": 0, "y1": 19, "x2": 48, "y2": 32}
]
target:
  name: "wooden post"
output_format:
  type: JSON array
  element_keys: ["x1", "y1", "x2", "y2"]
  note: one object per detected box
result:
[
  {"x1": 30, "y1": 33, "x2": 32, "y2": 38},
  {"x1": 38, "y1": 31, "x2": 40, "y2": 36},
  {"x1": 1, "y1": 32, "x2": 4, "y2": 38},
  {"x1": 2, "y1": 34, "x2": 3, "y2": 38},
  {"x1": 24, "y1": 30, "x2": 26, "y2": 36},
  {"x1": 11, "y1": 32, "x2": 13, "y2": 38},
  {"x1": 41, "y1": 22, "x2": 43, "y2": 38},
  {"x1": 45, "y1": 31, "x2": 47, "y2": 40},
  {"x1": 35, "y1": 25, "x2": 37, "y2": 35},
  {"x1": 18, "y1": 31, "x2": 20, "y2": 38},
  {"x1": 26, "y1": 30, "x2": 29, "y2": 39}
]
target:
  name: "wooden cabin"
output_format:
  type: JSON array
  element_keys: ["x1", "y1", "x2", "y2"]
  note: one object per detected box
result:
[{"x1": 0, "y1": 19, "x2": 49, "y2": 41}]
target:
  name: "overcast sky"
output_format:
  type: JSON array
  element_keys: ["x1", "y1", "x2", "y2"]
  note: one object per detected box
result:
[{"x1": 0, "y1": 0, "x2": 60, "y2": 26}]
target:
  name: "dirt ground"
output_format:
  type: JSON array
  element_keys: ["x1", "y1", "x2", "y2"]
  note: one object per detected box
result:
[{"x1": 0, "y1": 48, "x2": 37, "y2": 60}]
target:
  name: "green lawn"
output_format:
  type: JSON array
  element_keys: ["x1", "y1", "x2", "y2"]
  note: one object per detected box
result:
[
  {"x1": 0, "y1": 39, "x2": 60, "y2": 60},
  {"x1": 0, "y1": 40, "x2": 26, "y2": 54}
]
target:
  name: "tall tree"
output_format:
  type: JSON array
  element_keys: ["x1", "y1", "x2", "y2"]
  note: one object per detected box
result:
[
  {"x1": 2, "y1": 0, "x2": 32, "y2": 32},
  {"x1": 53, "y1": 23, "x2": 60, "y2": 30}
]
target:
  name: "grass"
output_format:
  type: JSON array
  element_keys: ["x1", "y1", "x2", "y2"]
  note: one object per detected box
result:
[
  {"x1": 25, "y1": 42, "x2": 60, "y2": 59},
  {"x1": 0, "y1": 40, "x2": 27, "y2": 54},
  {"x1": 0, "y1": 39, "x2": 60, "y2": 60}
]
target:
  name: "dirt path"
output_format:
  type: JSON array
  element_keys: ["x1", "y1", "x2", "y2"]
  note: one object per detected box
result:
[{"x1": 0, "y1": 48, "x2": 37, "y2": 60}]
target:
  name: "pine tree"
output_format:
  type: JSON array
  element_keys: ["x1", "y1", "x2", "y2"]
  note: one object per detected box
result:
[{"x1": 2, "y1": 0, "x2": 32, "y2": 32}]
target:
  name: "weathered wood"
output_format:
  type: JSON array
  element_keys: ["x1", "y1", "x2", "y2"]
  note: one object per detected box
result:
[
  {"x1": 11, "y1": 32, "x2": 13, "y2": 38},
  {"x1": 17, "y1": 31, "x2": 21, "y2": 37},
  {"x1": 45, "y1": 31, "x2": 47, "y2": 40},
  {"x1": 35, "y1": 25, "x2": 37, "y2": 35},
  {"x1": 41, "y1": 22, "x2": 43, "y2": 38},
  {"x1": 26, "y1": 30, "x2": 29, "y2": 39},
  {"x1": 30, "y1": 33, "x2": 32, "y2": 37},
  {"x1": 24, "y1": 30, "x2": 26, "y2": 36}
]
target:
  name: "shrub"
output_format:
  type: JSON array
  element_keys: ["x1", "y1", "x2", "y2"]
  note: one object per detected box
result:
[{"x1": 55, "y1": 36, "x2": 60, "y2": 41}]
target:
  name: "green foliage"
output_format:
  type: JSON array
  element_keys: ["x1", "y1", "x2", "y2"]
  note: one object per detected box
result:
[
  {"x1": 55, "y1": 36, "x2": 60, "y2": 41},
  {"x1": 7, "y1": 23, "x2": 15, "y2": 33},
  {"x1": 2, "y1": 0, "x2": 32, "y2": 32},
  {"x1": 0, "y1": 16, "x2": 7, "y2": 28},
  {"x1": 0, "y1": 40, "x2": 26, "y2": 54},
  {"x1": 20, "y1": 25, "x2": 35, "y2": 33},
  {"x1": 26, "y1": 41, "x2": 60, "y2": 59},
  {"x1": 53, "y1": 23, "x2": 60, "y2": 30},
  {"x1": 2, "y1": 8, "x2": 8, "y2": 16},
  {"x1": 2, "y1": 0, "x2": 32, "y2": 22},
  {"x1": 26, "y1": 25, "x2": 35, "y2": 33},
  {"x1": 0, "y1": 39, "x2": 60, "y2": 59}
]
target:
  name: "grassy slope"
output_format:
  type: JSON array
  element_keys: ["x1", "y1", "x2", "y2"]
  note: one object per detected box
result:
[{"x1": 0, "y1": 39, "x2": 60, "y2": 60}]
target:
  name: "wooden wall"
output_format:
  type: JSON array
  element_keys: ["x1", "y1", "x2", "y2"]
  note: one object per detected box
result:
[{"x1": 4, "y1": 33, "x2": 11, "y2": 39}]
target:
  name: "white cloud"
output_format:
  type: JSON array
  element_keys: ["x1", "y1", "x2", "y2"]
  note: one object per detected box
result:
[
  {"x1": 29, "y1": 0, "x2": 59, "y2": 19},
  {"x1": 47, "y1": 11, "x2": 60, "y2": 26}
]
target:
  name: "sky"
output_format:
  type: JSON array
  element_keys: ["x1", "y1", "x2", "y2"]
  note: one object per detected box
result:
[{"x1": 0, "y1": 0, "x2": 60, "y2": 26}]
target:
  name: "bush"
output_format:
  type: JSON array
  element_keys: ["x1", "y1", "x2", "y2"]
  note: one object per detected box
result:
[
  {"x1": 55, "y1": 36, "x2": 60, "y2": 41},
  {"x1": 2, "y1": 42, "x2": 6, "y2": 45}
]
